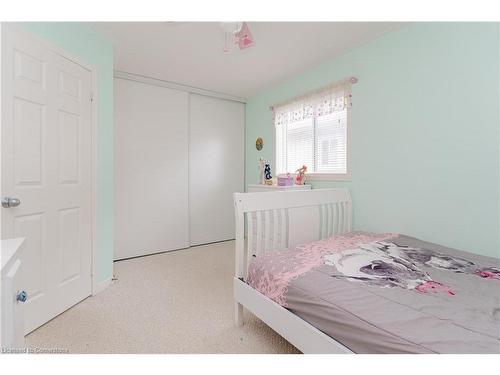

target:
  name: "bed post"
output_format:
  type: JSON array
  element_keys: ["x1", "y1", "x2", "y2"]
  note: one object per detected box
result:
[
  {"x1": 346, "y1": 190, "x2": 353, "y2": 232},
  {"x1": 233, "y1": 193, "x2": 244, "y2": 326}
]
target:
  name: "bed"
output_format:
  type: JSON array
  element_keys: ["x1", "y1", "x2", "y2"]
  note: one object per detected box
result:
[{"x1": 233, "y1": 189, "x2": 500, "y2": 354}]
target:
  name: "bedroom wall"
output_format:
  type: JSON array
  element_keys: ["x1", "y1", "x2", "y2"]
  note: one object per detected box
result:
[
  {"x1": 246, "y1": 22, "x2": 500, "y2": 259},
  {"x1": 17, "y1": 22, "x2": 114, "y2": 282}
]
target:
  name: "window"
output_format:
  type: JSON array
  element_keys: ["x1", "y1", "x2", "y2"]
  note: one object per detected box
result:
[{"x1": 274, "y1": 82, "x2": 351, "y2": 180}]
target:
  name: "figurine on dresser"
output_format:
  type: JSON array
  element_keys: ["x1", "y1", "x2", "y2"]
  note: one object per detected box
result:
[
  {"x1": 258, "y1": 158, "x2": 274, "y2": 185},
  {"x1": 258, "y1": 158, "x2": 265, "y2": 184},
  {"x1": 295, "y1": 165, "x2": 307, "y2": 185},
  {"x1": 264, "y1": 163, "x2": 273, "y2": 185}
]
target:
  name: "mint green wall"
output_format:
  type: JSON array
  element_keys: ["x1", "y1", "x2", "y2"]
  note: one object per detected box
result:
[
  {"x1": 18, "y1": 22, "x2": 114, "y2": 281},
  {"x1": 246, "y1": 23, "x2": 500, "y2": 259}
]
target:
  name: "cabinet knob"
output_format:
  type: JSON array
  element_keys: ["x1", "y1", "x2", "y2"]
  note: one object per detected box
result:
[{"x1": 16, "y1": 290, "x2": 28, "y2": 303}]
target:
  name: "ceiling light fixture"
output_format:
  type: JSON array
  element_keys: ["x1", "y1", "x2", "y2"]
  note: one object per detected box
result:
[{"x1": 221, "y1": 22, "x2": 254, "y2": 52}]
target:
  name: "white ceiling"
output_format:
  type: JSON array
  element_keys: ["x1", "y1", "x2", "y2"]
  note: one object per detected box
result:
[{"x1": 89, "y1": 22, "x2": 406, "y2": 99}]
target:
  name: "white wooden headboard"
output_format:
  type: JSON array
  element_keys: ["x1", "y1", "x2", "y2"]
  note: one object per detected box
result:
[{"x1": 233, "y1": 188, "x2": 352, "y2": 280}]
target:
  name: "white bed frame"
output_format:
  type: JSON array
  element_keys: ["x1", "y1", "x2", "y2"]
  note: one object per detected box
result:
[{"x1": 233, "y1": 188, "x2": 354, "y2": 353}]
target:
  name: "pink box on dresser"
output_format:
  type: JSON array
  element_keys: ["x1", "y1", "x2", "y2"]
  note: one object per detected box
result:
[{"x1": 277, "y1": 174, "x2": 294, "y2": 186}]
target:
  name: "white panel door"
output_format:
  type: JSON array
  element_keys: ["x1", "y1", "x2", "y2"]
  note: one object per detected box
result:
[
  {"x1": 1, "y1": 27, "x2": 92, "y2": 334},
  {"x1": 114, "y1": 78, "x2": 189, "y2": 260},
  {"x1": 189, "y1": 94, "x2": 245, "y2": 246}
]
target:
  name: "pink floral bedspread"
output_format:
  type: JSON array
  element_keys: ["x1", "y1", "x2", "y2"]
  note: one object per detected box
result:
[{"x1": 247, "y1": 231, "x2": 396, "y2": 307}]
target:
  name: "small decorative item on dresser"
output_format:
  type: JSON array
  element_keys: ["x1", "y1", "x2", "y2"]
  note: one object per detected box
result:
[
  {"x1": 295, "y1": 165, "x2": 307, "y2": 185},
  {"x1": 264, "y1": 163, "x2": 273, "y2": 185},
  {"x1": 258, "y1": 158, "x2": 265, "y2": 184},
  {"x1": 277, "y1": 173, "x2": 294, "y2": 186},
  {"x1": 255, "y1": 137, "x2": 263, "y2": 151}
]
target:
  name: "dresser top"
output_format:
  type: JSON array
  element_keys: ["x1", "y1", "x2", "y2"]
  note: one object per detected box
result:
[
  {"x1": 1, "y1": 238, "x2": 25, "y2": 271},
  {"x1": 247, "y1": 184, "x2": 311, "y2": 190}
]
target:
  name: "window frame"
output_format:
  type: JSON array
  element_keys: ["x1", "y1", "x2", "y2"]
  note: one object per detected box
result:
[{"x1": 275, "y1": 105, "x2": 352, "y2": 182}]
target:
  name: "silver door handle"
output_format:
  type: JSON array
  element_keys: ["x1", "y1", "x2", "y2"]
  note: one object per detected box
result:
[{"x1": 1, "y1": 197, "x2": 21, "y2": 208}]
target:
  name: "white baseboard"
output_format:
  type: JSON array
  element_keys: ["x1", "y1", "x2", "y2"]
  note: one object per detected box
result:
[{"x1": 92, "y1": 277, "x2": 112, "y2": 295}]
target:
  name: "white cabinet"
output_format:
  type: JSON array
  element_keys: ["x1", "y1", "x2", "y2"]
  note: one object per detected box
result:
[{"x1": 1, "y1": 238, "x2": 26, "y2": 350}]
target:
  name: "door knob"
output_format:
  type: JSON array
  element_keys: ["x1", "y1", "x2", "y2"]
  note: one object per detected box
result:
[
  {"x1": 16, "y1": 290, "x2": 28, "y2": 303},
  {"x1": 1, "y1": 197, "x2": 21, "y2": 208}
]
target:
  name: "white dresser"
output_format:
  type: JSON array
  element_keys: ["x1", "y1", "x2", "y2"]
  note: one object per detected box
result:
[
  {"x1": 1, "y1": 238, "x2": 26, "y2": 351},
  {"x1": 247, "y1": 184, "x2": 311, "y2": 193}
]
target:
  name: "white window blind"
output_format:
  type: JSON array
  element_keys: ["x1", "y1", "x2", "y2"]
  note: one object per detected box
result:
[
  {"x1": 315, "y1": 111, "x2": 347, "y2": 174},
  {"x1": 286, "y1": 118, "x2": 314, "y2": 172},
  {"x1": 274, "y1": 81, "x2": 351, "y2": 178}
]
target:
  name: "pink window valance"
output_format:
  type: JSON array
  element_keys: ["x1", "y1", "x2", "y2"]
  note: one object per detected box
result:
[{"x1": 272, "y1": 79, "x2": 354, "y2": 127}]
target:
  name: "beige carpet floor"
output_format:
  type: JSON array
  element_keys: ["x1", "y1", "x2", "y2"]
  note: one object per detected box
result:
[{"x1": 26, "y1": 241, "x2": 300, "y2": 354}]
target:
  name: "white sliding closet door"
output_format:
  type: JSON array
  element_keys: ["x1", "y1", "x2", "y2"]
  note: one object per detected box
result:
[
  {"x1": 114, "y1": 78, "x2": 189, "y2": 260},
  {"x1": 189, "y1": 94, "x2": 245, "y2": 246}
]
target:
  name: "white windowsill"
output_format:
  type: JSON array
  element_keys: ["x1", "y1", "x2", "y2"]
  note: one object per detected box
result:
[{"x1": 305, "y1": 172, "x2": 351, "y2": 182}]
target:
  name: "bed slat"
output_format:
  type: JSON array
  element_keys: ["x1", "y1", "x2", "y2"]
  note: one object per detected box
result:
[
  {"x1": 344, "y1": 202, "x2": 348, "y2": 233},
  {"x1": 255, "y1": 211, "x2": 263, "y2": 256},
  {"x1": 325, "y1": 204, "x2": 332, "y2": 237},
  {"x1": 271, "y1": 209, "x2": 278, "y2": 251},
  {"x1": 338, "y1": 204, "x2": 342, "y2": 234},
  {"x1": 318, "y1": 205, "x2": 324, "y2": 239},
  {"x1": 279, "y1": 209, "x2": 284, "y2": 247},
  {"x1": 264, "y1": 210, "x2": 272, "y2": 253},
  {"x1": 284, "y1": 208, "x2": 290, "y2": 248},
  {"x1": 246, "y1": 212, "x2": 254, "y2": 273},
  {"x1": 347, "y1": 201, "x2": 352, "y2": 232},
  {"x1": 329, "y1": 203, "x2": 334, "y2": 235}
]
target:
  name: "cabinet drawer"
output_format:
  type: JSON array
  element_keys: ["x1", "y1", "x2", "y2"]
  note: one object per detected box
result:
[{"x1": 1, "y1": 258, "x2": 26, "y2": 350}]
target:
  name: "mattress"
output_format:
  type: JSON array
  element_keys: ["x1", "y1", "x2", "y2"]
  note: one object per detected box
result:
[{"x1": 247, "y1": 232, "x2": 500, "y2": 353}]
